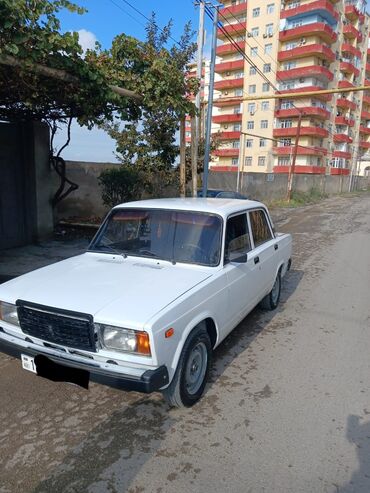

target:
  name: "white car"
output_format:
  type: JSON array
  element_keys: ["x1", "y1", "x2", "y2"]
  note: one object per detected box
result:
[{"x1": 0, "y1": 198, "x2": 292, "y2": 407}]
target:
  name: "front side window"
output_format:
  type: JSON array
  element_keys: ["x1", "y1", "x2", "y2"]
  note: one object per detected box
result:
[
  {"x1": 249, "y1": 210, "x2": 273, "y2": 247},
  {"x1": 224, "y1": 214, "x2": 252, "y2": 263},
  {"x1": 89, "y1": 209, "x2": 222, "y2": 266}
]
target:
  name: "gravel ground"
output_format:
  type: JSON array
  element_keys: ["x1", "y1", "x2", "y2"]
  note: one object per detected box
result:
[{"x1": 0, "y1": 193, "x2": 370, "y2": 493}]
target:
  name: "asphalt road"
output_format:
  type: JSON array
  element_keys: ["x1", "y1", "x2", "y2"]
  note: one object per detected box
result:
[{"x1": 1, "y1": 193, "x2": 370, "y2": 493}]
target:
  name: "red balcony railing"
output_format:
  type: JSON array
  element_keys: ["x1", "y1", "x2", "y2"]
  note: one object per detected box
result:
[
  {"x1": 273, "y1": 146, "x2": 328, "y2": 156},
  {"x1": 216, "y1": 41, "x2": 245, "y2": 56},
  {"x1": 345, "y1": 4, "x2": 360, "y2": 20},
  {"x1": 333, "y1": 133, "x2": 353, "y2": 143},
  {"x1": 214, "y1": 148, "x2": 240, "y2": 157},
  {"x1": 278, "y1": 44, "x2": 335, "y2": 62},
  {"x1": 275, "y1": 106, "x2": 330, "y2": 119},
  {"x1": 214, "y1": 78, "x2": 244, "y2": 90},
  {"x1": 277, "y1": 85, "x2": 332, "y2": 101},
  {"x1": 361, "y1": 110, "x2": 370, "y2": 119},
  {"x1": 340, "y1": 61, "x2": 360, "y2": 77},
  {"x1": 274, "y1": 165, "x2": 326, "y2": 174},
  {"x1": 279, "y1": 22, "x2": 337, "y2": 44},
  {"x1": 277, "y1": 65, "x2": 333, "y2": 81},
  {"x1": 280, "y1": 0, "x2": 339, "y2": 22},
  {"x1": 219, "y1": 2, "x2": 247, "y2": 18},
  {"x1": 359, "y1": 140, "x2": 370, "y2": 149},
  {"x1": 273, "y1": 126, "x2": 329, "y2": 138},
  {"x1": 337, "y1": 98, "x2": 356, "y2": 110},
  {"x1": 338, "y1": 80, "x2": 354, "y2": 89},
  {"x1": 213, "y1": 96, "x2": 243, "y2": 108},
  {"x1": 215, "y1": 60, "x2": 244, "y2": 74},
  {"x1": 335, "y1": 116, "x2": 355, "y2": 126},
  {"x1": 360, "y1": 125, "x2": 370, "y2": 135},
  {"x1": 217, "y1": 22, "x2": 246, "y2": 37},
  {"x1": 214, "y1": 131, "x2": 241, "y2": 140},
  {"x1": 362, "y1": 95, "x2": 370, "y2": 106},
  {"x1": 341, "y1": 43, "x2": 362, "y2": 58},
  {"x1": 212, "y1": 113, "x2": 242, "y2": 124},
  {"x1": 333, "y1": 150, "x2": 351, "y2": 159},
  {"x1": 343, "y1": 24, "x2": 361, "y2": 40}
]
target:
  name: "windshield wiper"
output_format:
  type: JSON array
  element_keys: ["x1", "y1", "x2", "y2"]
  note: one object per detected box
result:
[
  {"x1": 138, "y1": 249, "x2": 176, "y2": 265},
  {"x1": 92, "y1": 244, "x2": 128, "y2": 258}
]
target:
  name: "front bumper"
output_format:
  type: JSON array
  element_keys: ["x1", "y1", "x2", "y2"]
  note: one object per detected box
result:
[{"x1": 0, "y1": 329, "x2": 169, "y2": 393}]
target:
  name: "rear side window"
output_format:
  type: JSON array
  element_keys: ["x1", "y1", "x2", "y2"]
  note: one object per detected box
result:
[
  {"x1": 225, "y1": 213, "x2": 252, "y2": 262},
  {"x1": 249, "y1": 209, "x2": 273, "y2": 247}
]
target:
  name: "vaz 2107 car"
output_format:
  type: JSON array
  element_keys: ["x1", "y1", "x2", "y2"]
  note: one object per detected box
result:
[{"x1": 0, "y1": 198, "x2": 292, "y2": 407}]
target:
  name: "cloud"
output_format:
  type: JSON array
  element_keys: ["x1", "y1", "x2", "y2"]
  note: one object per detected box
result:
[{"x1": 77, "y1": 29, "x2": 98, "y2": 54}]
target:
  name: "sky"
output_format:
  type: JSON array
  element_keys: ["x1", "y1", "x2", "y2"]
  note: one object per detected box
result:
[{"x1": 54, "y1": 0, "x2": 212, "y2": 162}]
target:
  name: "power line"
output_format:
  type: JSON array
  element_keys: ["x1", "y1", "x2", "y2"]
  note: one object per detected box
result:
[{"x1": 107, "y1": 0, "x2": 147, "y2": 29}]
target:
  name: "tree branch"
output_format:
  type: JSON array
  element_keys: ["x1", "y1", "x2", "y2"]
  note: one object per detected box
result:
[{"x1": 0, "y1": 54, "x2": 142, "y2": 101}]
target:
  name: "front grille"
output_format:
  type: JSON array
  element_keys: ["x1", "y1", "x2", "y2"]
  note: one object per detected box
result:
[{"x1": 16, "y1": 300, "x2": 96, "y2": 352}]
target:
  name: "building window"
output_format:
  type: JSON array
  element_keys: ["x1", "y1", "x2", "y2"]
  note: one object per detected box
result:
[
  {"x1": 258, "y1": 156, "x2": 266, "y2": 166},
  {"x1": 246, "y1": 139, "x2": 253, "y2": 148},
  {"x1": 283, "y1": 61, "x2": 296, "y2": 70},
  {"x1": 264, "y1": 43, "x2": 272, "y2": 55},
  {"x1": 267, "y1": 3, "x2": 275, "y2": 14},
  {"x1": 249, "y1": 66, "x2": 256, "y2": 75},
  {"x1": 261, "y1": 101, "x2": 270, "y2": 111},
  {"x1": 250, "y1": 47, "x2": 258, "y2": 57},
  {"x1": 252, "y1": 7, "x2": 260, "y2": 17},
  {"x1": 235, "y1": 71, "x2": 244, "y2": 79},
  {"x1": 251, "y1": 27, "x2": 259, "y2": 37},
  {"x1": 263, "y1": 63, "x2": 271, "y2": 73},
  {"x1": 259, "y1": 138, "x2": 267, "y2": 147},
  {"x1": 232, "y1": 158, "x2": 239, "y2": 166},
  {"x1": 249, "y1": 84, "x2": 256, "y2": 94},
  {"x1": 234, "y1": 89, "x2": 243, "y2": 96},
  {"x1": 262, "y1": 82, "x2": 270, "y2": 92},
  {"x1": 235, "y1": 53, "x2": 244, "y2": 60},
  {"x1": 281, "y1": 138, "x2": 292, "y2": 146},
  {"x1": 233, "y1": 106, "x2": 241, "y2": 114},
  {"x1": 232, "y1": 141, "x2": 240, "y2": 149},
  {"x1": 186, "y1": 131, "x2": 191, "y2": 137},
  {"x1": 281, "y1": 100, "x2": 294, "y2": 109},
  {"x1": 261, "y1": 120, "x2": 268, "y2": 129},
  {"x1": 278, "y1": 157, "x2": 290, "y2": 165},
  {"x1": 265, "y1": 23, "x2": 274, "y2": 36},
  {"x1": 247, "y1": 120, "x2": 254, "y2": 129},
  {"x1": 248, "y1": 102, "x2": 256, "y2": 113},
  {"x1": 280, "y1": 119, "x2": 293, "y2": 128},
  {"x1": 245, "y1": 156, "x2": 253, "y2": 166},
  {"x1": 234, "y1": 123, "x2": 241, "y2": 131}
]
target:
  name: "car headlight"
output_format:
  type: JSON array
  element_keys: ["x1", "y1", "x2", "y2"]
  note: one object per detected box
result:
[
  {"x1": 96, "y1": 324, "x2": 151, "y2": 356},
  {"x1": 0, "y1": 301, "x2": 19, "y2": 326}
]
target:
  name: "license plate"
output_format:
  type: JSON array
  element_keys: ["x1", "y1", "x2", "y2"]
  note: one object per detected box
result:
[{"x1": 21, "y1": 354, "x2": 37, "y2": 374}]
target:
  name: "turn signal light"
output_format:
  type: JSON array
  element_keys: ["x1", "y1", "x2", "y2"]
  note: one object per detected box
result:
[{"x1": 137, "y1": 331, "x2": 151, "y2": 355}]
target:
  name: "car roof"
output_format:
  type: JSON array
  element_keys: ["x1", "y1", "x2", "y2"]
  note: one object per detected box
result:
[{"x1": 113, "y1": 198, "x2": 264, "y2": 218}]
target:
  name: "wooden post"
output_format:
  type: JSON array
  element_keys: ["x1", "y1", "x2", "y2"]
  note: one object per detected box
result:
[
  {"x1": 191, "y1": 115, "x2": 198, "y2": 197},
  {"x1": 286, "y1": 112, "x2": 302, "y2": 202},
  {"x1": 180, "y1": 117, "x2": 186, "y2": 198}
]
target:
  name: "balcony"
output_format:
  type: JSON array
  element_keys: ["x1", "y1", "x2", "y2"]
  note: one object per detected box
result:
[
  {"x1": 217, "y1": 22, "x2": 246, "y2": 38},
  {"x1": 273, "y1": 165, "x2": 326, "y2": 174},
  {"x1": 362, "y1": 95, "x2": 370, "y2": 105},
  {"x1": 214, "y1": 148, "x2": 240, "y2": 157},
  {"x1": 366, "y1": 63, "x2": 370, "y2": 74},
  {"x1": 331, "y1": 167, "x2": 350, "y2": 175},
  {"x1": 213, "y1": 96, "x2": 243, "y2": 107},
  {"x1": 337, "y1": 98, "x2": 356, "y2": 110},
  {"x1": 343, "y1": 24, "x2": 361, "y2": 40},
  {"x1": 359, "y1": 140, "x2": 370, "y2": 149},
  {"x1": 360, "y1": 125, "x2": 370, "y2": 135},
  {"x1": 214, "y1": 131, "x2": 241, "y2": 140},
  {"x1": 340, "y1": 61, "x2": 360, "y2": 77},
  {"x1": 334, "y1": 133, "x2": 353, "y2": 143},
  {"x1": 280, "y1": 0, "x2": 339, "y2": 23},
  {"x1": 219, "y1": 2, "x2": 247, "y2": 18},
  {"x1": 278, "y1": 44, "x2": 335, "y2": 62},
  {"x1": 361, "y1": 110, "x2": 370, "y2": 119},
  {"x1": 212, "y1": 113, "x2": 242, "y2": 124},
  {"x1": 277, "y1": 65, "x2": 334, "y2": 82},
  {"x1": 279, "y1": 22, "x2": 337, "y2": 44},
  {"x1": 345, "y1": 4, "x2": 360, "y2": 20},
  {"x1": 275, "y1": 106, "x2": 330, "y2": 119},
  {"x1": 335, "y1": 116, "x2": 355, "y2": 126},
  {"x1": 277, "y1": 85, "x2": 332, "y2": 101},
  {"x1": 338, "y1": 80, "x2": 354, "y2": 89},
  {"x1": 333, "y1": 150, "x2": 351, "y2": 159},
  {"x1": 216, "y1": 41, "x2": 245, "y2": 56},
  {"x1": 215, "y1": 60, "x2": 244, "y2": 74},
  {"x1": 273, "y1": 146, "x2": 328, "y2": 156},
  {"x1": 341, "y1": 43, "x2": 362, "y2": 58},
  {"x1": 273, "y1": 126, "x2": 329, "y2": 138},
  {"x1": 214, "y1": 78, "x2": 244, "y2": 91}
]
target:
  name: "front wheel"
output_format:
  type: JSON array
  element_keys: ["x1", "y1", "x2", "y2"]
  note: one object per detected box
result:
[
  {"x1": 260, "y1": 270, "x2": 281, "y2": 311},
  {"x1": 162, "y1": 324, "x2": 212, "y2": 408}
]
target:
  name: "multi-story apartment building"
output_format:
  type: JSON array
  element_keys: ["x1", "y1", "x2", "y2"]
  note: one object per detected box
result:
[{"x1": 210, "y1": 0, "x2": 370, "y2": 176}]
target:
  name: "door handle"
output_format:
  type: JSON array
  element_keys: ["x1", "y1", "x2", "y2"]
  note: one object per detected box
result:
[
  {"x1": 254, "y1": 256, "x2": 260, "y2": 264},
  {"x1": 274, "y1": 244, "x2": 278, "y2": 250}
]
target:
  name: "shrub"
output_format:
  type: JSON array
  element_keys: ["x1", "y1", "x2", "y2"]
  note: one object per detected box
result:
[{"x1": 98, "y1": 166, "x2": 145, "y2": 208}]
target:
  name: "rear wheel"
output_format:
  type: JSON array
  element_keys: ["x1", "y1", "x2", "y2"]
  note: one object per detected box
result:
[
  {"x1": 260, "y1": 270, "x2": 281, "y2": 311},
  {"x1": 162, "y1": 323, "x2": 212, "y2": 408}
]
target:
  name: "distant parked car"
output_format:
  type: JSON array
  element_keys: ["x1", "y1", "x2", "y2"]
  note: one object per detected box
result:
[{"x1": 197, "y1": 189, "x2": 248, "y2": 199}]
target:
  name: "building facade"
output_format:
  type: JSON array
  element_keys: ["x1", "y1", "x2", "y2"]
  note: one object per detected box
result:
[{"x1": 210, "y1": 0, "x2": 370, "y2": 176}]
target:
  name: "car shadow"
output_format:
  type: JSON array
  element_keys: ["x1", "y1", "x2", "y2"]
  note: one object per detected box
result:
[{"x1": 207, "y1": 268, "x2": 304, "y2": 390}]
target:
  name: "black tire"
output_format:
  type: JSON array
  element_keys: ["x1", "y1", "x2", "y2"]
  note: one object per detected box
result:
[
  {"x1": 260, "y1": 270, "x2": 281, "y2": 311},
  {"x1": 162, "y1": 323, "x2": 212, "y2": 408}
]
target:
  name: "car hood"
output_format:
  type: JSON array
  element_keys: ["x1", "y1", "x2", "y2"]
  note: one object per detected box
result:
[{"x1": 0, "y1": 253, "x2": 212, "y2": 328}]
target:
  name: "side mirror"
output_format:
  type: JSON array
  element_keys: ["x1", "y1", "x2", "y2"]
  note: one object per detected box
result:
[{"x1": 231, "y1": 253, "x2": 248, "y2": 263}]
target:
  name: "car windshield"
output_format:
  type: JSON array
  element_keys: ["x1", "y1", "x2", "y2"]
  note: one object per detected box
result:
[{"x1": 89, "y1": 208, "x2": 222, "y2": 267}]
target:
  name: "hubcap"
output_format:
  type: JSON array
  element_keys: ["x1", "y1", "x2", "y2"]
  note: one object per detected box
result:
[{"x1": 185, "y1": 342, "x2": 208, "y2": 395}]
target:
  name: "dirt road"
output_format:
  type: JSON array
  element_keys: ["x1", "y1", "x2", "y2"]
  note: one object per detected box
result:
[{"x1": 1, "y1": 193, "x2": 370, "y2": 493}]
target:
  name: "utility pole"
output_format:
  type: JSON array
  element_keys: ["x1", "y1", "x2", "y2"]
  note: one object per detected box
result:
[
  {"x1": 237, "y1": 132, "x2": 245, "y2": 193},
  {"x1": 286, "y1": 112, "x2": 302, "y2": 202},
  {"x1": 202, "y1": 2, "x2": 219, "y2": 198},
  {"x1": 194, "y1": 1, "x2": 205, "y2": 197},
  {"x1": 179, "y1": 117, "x2": 186, "y2": 198}
]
